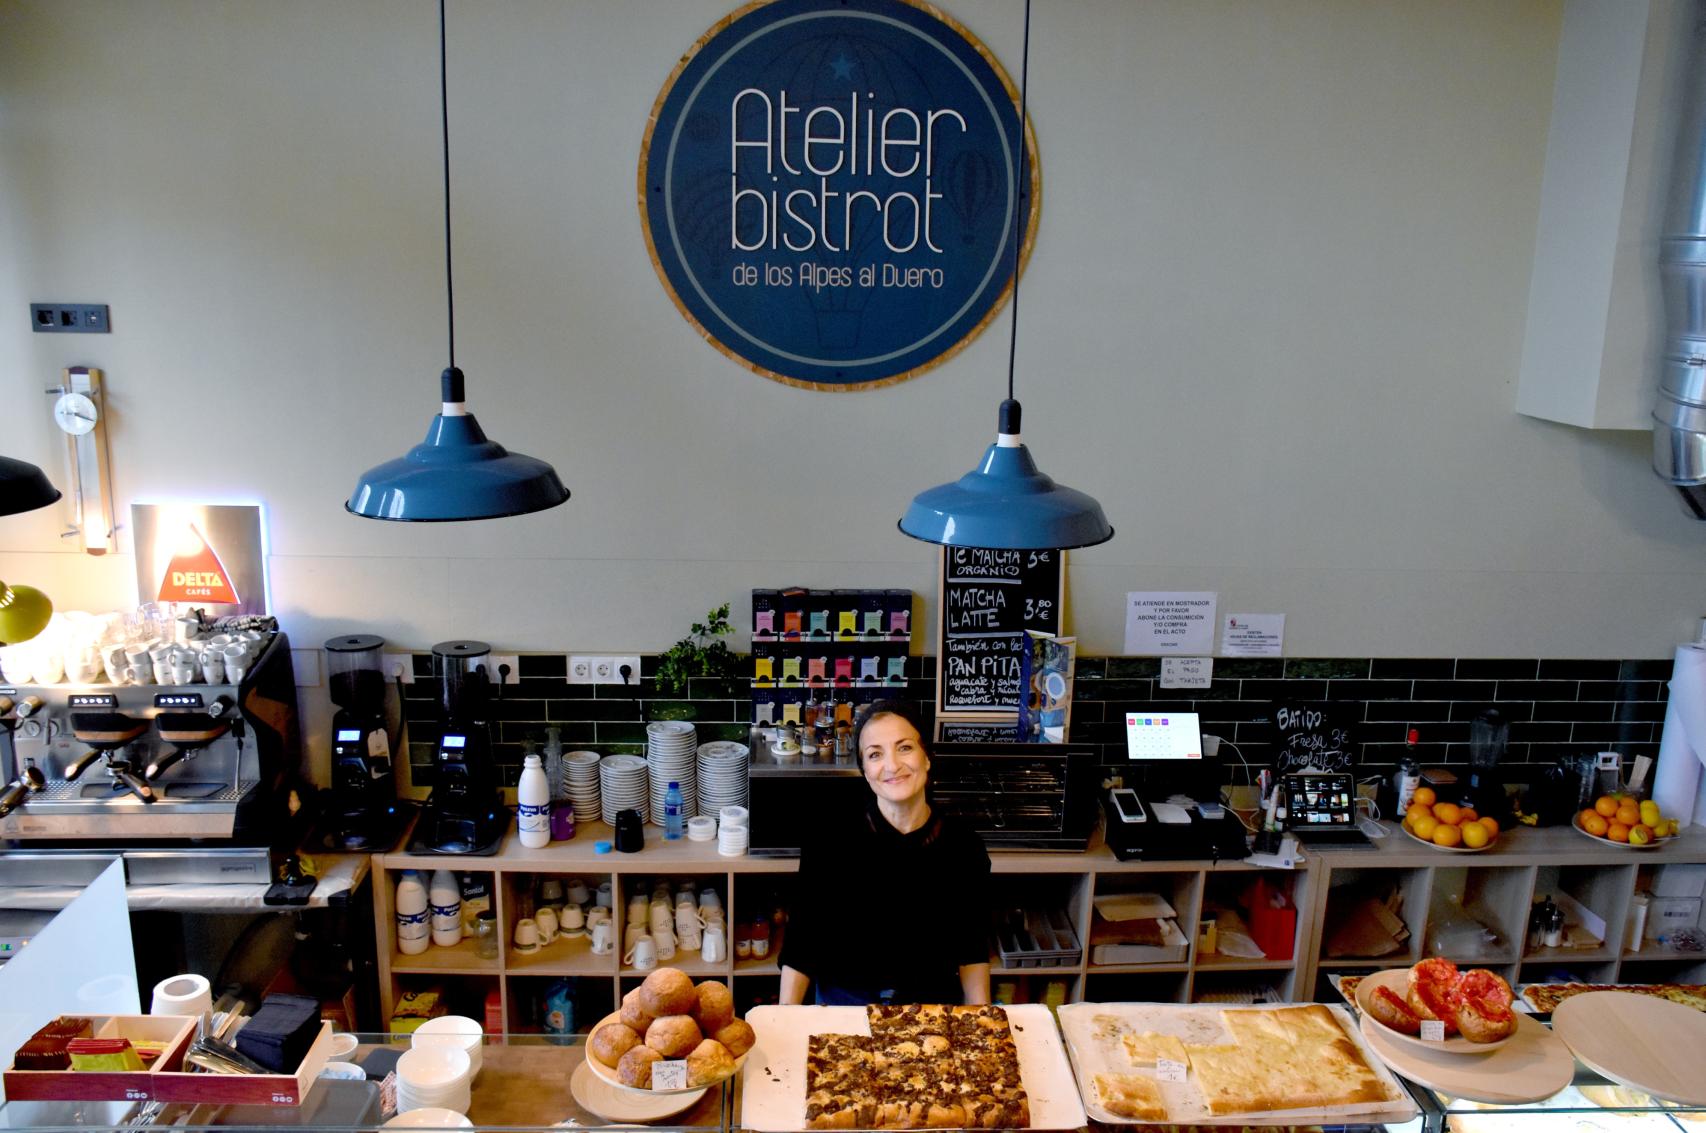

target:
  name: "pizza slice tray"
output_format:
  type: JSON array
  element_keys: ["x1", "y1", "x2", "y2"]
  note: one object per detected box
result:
[
  {"x1": 1056, "y1": 1001, "x2": 1418, "y2": 1126},
  {"x1": 737, "y1": 1004, "x2": 1085, "y2": 1132},
  {"x1": 1357, "y1": 1010, "x2": 1575, "y2": 1105}
]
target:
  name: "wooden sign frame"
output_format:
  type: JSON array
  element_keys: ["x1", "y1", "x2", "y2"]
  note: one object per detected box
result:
[{"x1": 934, "y1": 546, "x2": 1066, "y2": 719}]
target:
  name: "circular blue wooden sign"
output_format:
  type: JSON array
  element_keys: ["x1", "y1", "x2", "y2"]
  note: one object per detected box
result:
[{"x1": 640, "y1": 0, "x2": 1038, "y2": 391}]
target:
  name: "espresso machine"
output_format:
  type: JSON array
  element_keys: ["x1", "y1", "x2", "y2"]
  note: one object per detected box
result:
[
  {"x1": 411, "y1": 640, "x2": 506, "y2": 855},
  {"x1": 317, "y1": 633, "x2": 411, "y2": 851},
  {"x1": 0, "y1": 629, "x2": 300, "y2": 885}
]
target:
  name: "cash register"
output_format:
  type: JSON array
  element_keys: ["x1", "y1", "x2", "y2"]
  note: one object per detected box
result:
[{"x1": 1103, "y1": 711, "x2": 1248, "y2": 861}]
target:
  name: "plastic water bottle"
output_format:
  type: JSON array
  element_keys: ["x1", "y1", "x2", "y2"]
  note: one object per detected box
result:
[
  {"x1": 543, "y1": 725, "x2": 565, "y2": 803},
  {"x1": 664, "y1": 780, "x2": 684, "y2": 840},
  {"x1": 429, "y1": 869, "x2": 461, "y2": 947},
  {"x1": 518, "y1": 752, "x2": 550, "y2": 848},
  {"x1": 395, "y1": 871, "x2": 430, "y2": 955}
]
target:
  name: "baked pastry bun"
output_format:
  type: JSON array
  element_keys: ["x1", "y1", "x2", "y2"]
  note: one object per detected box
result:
[
  {"x1": 694, "y1": 980, "x2": 736, "y2": 1032},
  {"x1": 645, "y1": 1013, "x2": 703, "y2": 1059},
  {"x1": 1367, "y1": 985, "x2": 1421, "y2": 1034},
  {"x1": 712, "y1": 1017, "x2": 756, "y2": 1058},
  {"x1": 618, "y1": 1044, "x2": 663, "y2": 1088},
  {"x1": 639, "y1": 968, "x2": 699, "y2": 1018},
  {"x1": 589, "y1": 1021, "x2": 642, "y2": 1068},
  {"x1": 1406, "y1": 957, "x2": 1461, "y2": 1036},
  {"x1": 619, "y1": 985, "x2": 656, "y2": 1032},
  {"x1": 685, "y1": 1038, "x2": 736, "y2": 1086}
]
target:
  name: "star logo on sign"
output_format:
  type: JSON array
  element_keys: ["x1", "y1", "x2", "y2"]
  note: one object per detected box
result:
[{"x1": 829, "y1": 53, "x2": 854, "y2": 80}]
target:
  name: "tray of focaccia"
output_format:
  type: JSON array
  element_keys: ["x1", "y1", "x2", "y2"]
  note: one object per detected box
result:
[{"x1": 1057, "y1": 1001, "x2": 1418, "y2": 1125}]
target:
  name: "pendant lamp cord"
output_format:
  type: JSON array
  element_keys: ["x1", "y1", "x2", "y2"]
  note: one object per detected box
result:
[
  {"x1": 439, "y1": 0, "x2": 456, "y2": 372},
  {"x1": 1004, "y1": 0, "x2": 1031, "y2": 406}
]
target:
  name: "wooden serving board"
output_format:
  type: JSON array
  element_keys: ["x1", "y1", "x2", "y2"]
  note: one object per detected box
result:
[
  {"x1": 1553, "y1": 991, "x2": 1706, "y2": 1106},
  {"x1": 1357, "y1": 1010, "x2": 1574, "y2": 1105}
]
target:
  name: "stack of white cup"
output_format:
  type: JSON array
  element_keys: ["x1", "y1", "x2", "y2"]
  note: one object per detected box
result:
[
  {"x1": 395, "y1": 1045, "x2": 473, "y2": 1115},
  {"x1": 717, "y1": 805, "x2": 749, "y2": 857}
]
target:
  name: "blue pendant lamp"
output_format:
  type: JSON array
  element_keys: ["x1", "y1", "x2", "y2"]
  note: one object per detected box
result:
[
  {"x1": 899, "y1": 0, "x2": 1112, "y2": 551},
  {"x1": 347, "y1": 0, "x2": 568, "y2": 522}
]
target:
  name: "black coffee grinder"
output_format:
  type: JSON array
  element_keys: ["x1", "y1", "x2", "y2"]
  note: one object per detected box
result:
[
  {"x1": 321, "y1": 633, "x2": 411, "y2": 850},
  {"x1": 415, "y1": 639, "x2": 507, "y2": 855},
  {"x1": 1467, "y1": 708, "x2": 1509, "y2": 820}
]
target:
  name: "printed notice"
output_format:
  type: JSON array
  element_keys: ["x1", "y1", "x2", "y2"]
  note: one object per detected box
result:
[
  {"x1": 1160, "y1": 657, "x2": 1214, "y2": 689},
  {"x1": 1124, "y1": 592, "x2": 1217, "y2": 655},
  {"x1": 1222, "y1": 614, "x2": 1284, "y2": 657}
]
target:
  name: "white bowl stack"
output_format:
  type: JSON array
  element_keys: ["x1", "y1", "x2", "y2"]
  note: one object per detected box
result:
[
  {"x1": 395, "y1": 1044, "x2": 473, "y2": 1116},
  {"x1": 598, "y1": 754, "x2": 649, "y2": 825},
  {"x1": 646, "y1": 721, "x2": 698, "y2": 825},
  {"x1": 412, "y1": 1015, "x2": 483, "y2": 1078},
  {"x1": 564, "y1": 750, "x2": 602, "y2": 823},
  {"x1": 381, "y1": 1109, "x2": 472, "y2": 1130},
  {"x1": 695, "y1": 740, "x2": 750, "y2": 817},
  {"x1": 718, "y1": 805, "x2": 749, "y2": 857}
]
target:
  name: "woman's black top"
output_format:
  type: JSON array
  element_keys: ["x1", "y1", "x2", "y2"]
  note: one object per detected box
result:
[{"x1": 780, "y1": 798, "x2": 992, "y2": 1004}]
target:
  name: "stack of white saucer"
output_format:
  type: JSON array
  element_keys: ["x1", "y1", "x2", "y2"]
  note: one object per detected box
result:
[
  {"x1": 563, "y1": 751, "x2": 602, "y2": 823},
  {"x1": 412, "y1": 1015, "x2": 482, "y2": 1078},
  {"x1": 717, "y1": 805, "x2": 749, "y2": 857},
  {"x1": 599, "y1": 754, "x2": 648, "y2": 825},
  {"x1": 395, "y1": 1045, "x2": 472, "y2": 1116},
  {"x1": 646, "y1": 721, "x2": 698, "y2": 824},
  {"x1": 696, "y1": 740, "x2": 749, "y2": 817}
]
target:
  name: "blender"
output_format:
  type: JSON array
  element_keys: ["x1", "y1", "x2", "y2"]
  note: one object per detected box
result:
[
  {"x1": 415, "y1": 640, "x2": 507, "y2": 854},
  {"x1": 321, "y1": 633, "x2": 410, "y2": 850},
  {"x1": 1467, "y1": 708, "x2": 1509, "y2": 819}
]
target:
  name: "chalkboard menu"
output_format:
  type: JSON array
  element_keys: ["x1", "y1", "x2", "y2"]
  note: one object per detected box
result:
[
  {"x1": 1273, "y1": 701, "x2": 1356, "y2": 773},
  {"x1": 935, "y1": 547, "x2": 1065, "y2": 716}
]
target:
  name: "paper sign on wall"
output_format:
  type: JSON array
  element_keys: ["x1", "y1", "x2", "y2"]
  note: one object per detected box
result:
[
  {"x1": 1223, "y1": 614, "x2": 1284, "y2": 657},
  {"x1": 1160, "y1": 657, "x2": 1213, "y2": 689},
  {"x1": 1124, "y1": 592, "x2": 1217, "y2": 655}
]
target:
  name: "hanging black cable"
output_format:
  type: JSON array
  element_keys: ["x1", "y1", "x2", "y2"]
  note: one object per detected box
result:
[
  {"x1": 1004, "y1": 0, "x2": 1031, "y2": 405},
  {"x1": 439, "y1": 0, "x2": 455, "y2": 371}
]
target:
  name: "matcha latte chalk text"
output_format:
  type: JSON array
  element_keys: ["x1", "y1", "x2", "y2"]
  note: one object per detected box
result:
[{"x1": 730, "y1": 90, "x2": 966, "y2": 254}]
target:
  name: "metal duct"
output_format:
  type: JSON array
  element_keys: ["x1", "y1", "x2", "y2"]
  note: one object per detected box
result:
[{"x1": 1655, "y1": 11, "x2": 1706, "y2": 517}]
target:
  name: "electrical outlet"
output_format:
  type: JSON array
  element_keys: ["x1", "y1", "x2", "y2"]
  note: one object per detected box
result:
[
  {"x1": 29, "y1": 303, "x2": 109, "y2": 333},
  {"x1": 487, "y1": 654, "x2": 520, "y2": 685},
  {"x1": 382, "y1": 653, "x2": 416, "y2": 685},
  {"x1": 569, "y1": 655, "x2": 596, "y2": 684},
  {"x1": 570, "y1": 654, "x2": 641, "y2": 684},
  {"x1": 608, "y1": 656, "x2": 642, "y2": 685}
]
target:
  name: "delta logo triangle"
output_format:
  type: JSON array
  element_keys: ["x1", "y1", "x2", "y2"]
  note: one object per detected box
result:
[{"x1": 157, "y1": 524, "x2": 240, "y2": 605}]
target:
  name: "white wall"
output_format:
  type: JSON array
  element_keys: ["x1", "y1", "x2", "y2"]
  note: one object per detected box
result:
[{"x1": 2, "y1": 0, "x2": 1702, "y2": 665}]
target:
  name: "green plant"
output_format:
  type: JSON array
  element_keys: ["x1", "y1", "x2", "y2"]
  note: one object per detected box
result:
[{"x1": 656, "y1": 603, "x2": 738, "y2": 695}]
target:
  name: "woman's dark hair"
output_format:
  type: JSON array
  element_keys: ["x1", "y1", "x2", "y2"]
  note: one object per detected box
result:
[{"x1": 854, "y1": 700, "x2": 933, "y2": 760}]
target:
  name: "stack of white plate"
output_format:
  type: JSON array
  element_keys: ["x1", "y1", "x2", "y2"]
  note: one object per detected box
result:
[
  {"x1": 412, "y1": 1015, "x2": 483, "y2": 1078},
  {"x1": 395, "y1": 1045, "x2": 473, "y2": 1116},
  {"x1": 381, "y1": 1109, "x2": 472, "y2": 1130},
  {"x1": 599, "y1": 754, "x2": 649, "y2": 825},
  {"x1": 646, "y1": 721, "x2": 698, "y2": 825},
  {"x1": 696, "y1": 741, "x2": 749, "y2": 817},
  {"x1": 564, "y1": 751, "x2": 602, "y2": 823}
]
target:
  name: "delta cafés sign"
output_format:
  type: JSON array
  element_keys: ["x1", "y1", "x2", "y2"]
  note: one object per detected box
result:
[{"x1": 639, "y1": 0, "x2": 1038, "y2": 391}]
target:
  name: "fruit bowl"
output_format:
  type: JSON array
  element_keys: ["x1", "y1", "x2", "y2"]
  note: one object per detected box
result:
[
  {"x1": 1573, "y1": 814, "x2": 1664, "y2": 851},
  {"x1": 1400, "y1": 822, "x2": 1497, "y2": 853}
]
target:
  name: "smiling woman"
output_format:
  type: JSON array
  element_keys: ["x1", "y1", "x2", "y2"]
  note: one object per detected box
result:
[{"x1": 778, "y1": 701, "x2": 993, "y2": 1007}]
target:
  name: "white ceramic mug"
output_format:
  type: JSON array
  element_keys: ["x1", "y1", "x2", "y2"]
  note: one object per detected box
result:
[
  {"x1": 513, "y1": 918, "x2": 539, "y2": 953},
  {"x1": 701, "y1": 924, "x2": 727, "y2": 963},
  {"x1": 590, "y1": 921, "x2": 614, "y2": 955},
  {"x1": 625, "y1": 933, "x2": 657, "y2": 970},
  {"x1": 124, "y1": 647, "x2": 154, "y2": 685},
  {"x1": 625, "y1": 923, "x2": 647, "y2": 952},
  {"x1": 654, "y1": 927, "x2": 677, "y2": 961},
  {"x1": 699, "y1": 889, "x2": 722, "y2": 912},
  {"x1": 678, "y1": 920, "x2": 702, "y2": 951},
  {"x1": 150, "y1": 646, "x2": 175, "y2": 685},
  {"x1": 651, "y1": 905, "x2": 674, "y2": 935},
  {"x1": 199, "y1": 653, "x2": 225, "y2": 684},
  {"x1": 559, "y1": 904, "x2": 585, "y2": 935},
  {"x1": 587, "y1": 905, "x2": 611, "y2": 929},
  {"x1": 596, "y1": 882, "x2": 613, "y2": 908},
  {"x1": 567, "y1": 881, "x2": 591, "y2": 906},
  {"x1": 534, "y1": 906, "x2": 558, "y2": 945}
]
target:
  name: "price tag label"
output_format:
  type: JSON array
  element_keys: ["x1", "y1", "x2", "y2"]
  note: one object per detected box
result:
[
  {"x1": 1419, "y1": 1020, "x2": 1446, "y2": 1042},
  {"x1": 652, "y1": 1060, "x2": 688, "y2": 1091},
  {"x1": 1156, "y1": 1058, "x2": 1187, "y2": 1083}
]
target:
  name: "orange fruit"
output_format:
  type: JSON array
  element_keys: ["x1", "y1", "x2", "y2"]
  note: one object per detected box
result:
[
  {"x1": 1580, "y1": 808, "x2": 1601, "y2": 828},
  {"x1": 1412, "y1": 814, "x2": 1440, "y2": 841},
  {"x1": 1460, "y1": 822, "x2": 1490, "y2": 849},
  {"x1": 1629, "y1": 825, "x2": 1653, "y2": 846},
  {"x1": 1583, "y1": 813, "x2": 1609, "y2": 837},
  {"x1": 1608, "y1": 822, "x2": 1631, "y2": 843},
  {"x1": 1616, "y1": 806, "x2": 1641, "y2": 828},
  {"x1": 1433, "y1": 802, "x2": 1462, "y2": 826},
  {"x1": 1413, "y1": 786, "x2": 1437, "y2": 808},
  {"x1": 1595, "y1": 796, "x2": 1619, "y2": 818},
  {"x1": 1406, "y1": 803, "x2": 1433, "y2": 827},
  {"x1": 1433, "y1": 823, "x2": 1464, "y2": 848},
  {"x1": 1458, "y1": 808, "x2": 1479, "y2": 824},
  {"x1": 1478, "y1": 816, "x2": 1500, "y2": 837}
]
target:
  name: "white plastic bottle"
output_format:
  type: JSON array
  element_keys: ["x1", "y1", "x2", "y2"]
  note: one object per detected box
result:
[
  {"x1": 395, "y1": 870, "x2": 430, "y2": 955},
  {"x1": 429, "y1": 869, "x2": 462, "y2": 947},
  {"x1": 518, "y1": 752, "x2": 551, "y2": 848}
]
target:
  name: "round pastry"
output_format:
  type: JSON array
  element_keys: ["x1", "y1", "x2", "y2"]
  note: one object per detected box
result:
[
  {"x1": 1367, "y1": 985, "x2": 1421, "y2": 1035},
  {"x1": 645, "y1": 1013, "x2": 703, "y2": 1059},
  {"x1": 619, "y1": 985, "x2": 656, "y2": 1032},
  {"x1": 638, "y1": 968, "x2": 699, "y2": 1018},
  {"x1": 1454, "y1": 974, "x2": 1516, "y2": 1044},
  {"x1": 1406, "y1": 957, "x2": 1462, "y2": 1036},
  {"x1": 1457, "y1": 969, "x2": 1513, "y2": 1009},
  {"x1": 617, "y1": 1044, "x2": 663, "y2": 1088},
  {"x1": 713, "y1": 1017, "x2": 756, "y2": 1058},
  {"x1": 694, "y1": 980, "x2": 736, "y2": 1032},
  {"x1": 589, "y1": 1021, "x2": 642, "y2": 1068},
  {"x1": 685, "y1": 1038, "x2": 736, "y2": 1086}
]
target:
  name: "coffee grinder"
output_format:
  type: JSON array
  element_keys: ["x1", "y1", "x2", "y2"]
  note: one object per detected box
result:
[
  {"x1": 415, "y1": 639, "x2": 506, "y2": 855},
  {"x1": 1467, "y1": 708, "x2": 1509, "y2": 820},
  {"x1": 321, "y1": 633, "x2": 411, "y2": 850}
]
